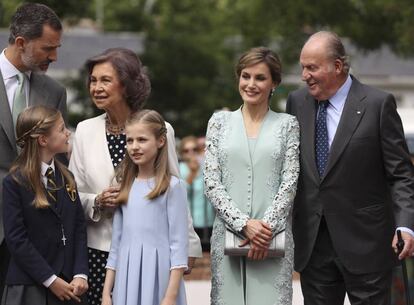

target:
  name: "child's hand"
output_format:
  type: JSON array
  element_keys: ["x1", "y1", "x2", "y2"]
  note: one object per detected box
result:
[
  {"x1": 49, "y1": 277, "x2": 81, "y2": 302},
  {"x1": 184, "y1": 257, "x2": 196, "y2": 275},
  {"x1": 160, "y1": 296, "x2": 176, "y2": 305},
  {"x1": 70, "y1": 277, "x2": 88, "y2": 296},
  {"x1": 101, "y1": 293, "x2": 113, "y2": 305}
]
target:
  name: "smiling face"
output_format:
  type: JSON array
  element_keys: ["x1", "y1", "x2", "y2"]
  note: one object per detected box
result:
[
  {"x1": 89, "y1": 61, "x2": 125, "y2": 111},
  {"x1": 19, "y1": 25, "x2": 61, "y2": 72},
  {"x1": 125, "y1": 122, "x2": 165, "y2": 171},
  {"x1": 42, "y1": 114, "x2": 71, "y2": 155},
  {"x1": 300, "y1": 37, "x2": 344, "y2": 101},
  {"x1": 238, "y1": 62, "x2": 276, "y2": 106}
]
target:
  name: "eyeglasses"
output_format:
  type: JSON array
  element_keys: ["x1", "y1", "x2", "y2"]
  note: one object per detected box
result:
[{"x1": 183, "y1": 147, "x2": 198, "y2": 153}]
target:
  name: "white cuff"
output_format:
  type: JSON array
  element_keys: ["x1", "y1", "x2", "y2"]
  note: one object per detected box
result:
[
  {"x1": 73, "y1": 274, "x2": 88, "y2": 281},
  {"x1": 43, "y1": 274, "x2": 57, "y2": 288},
  {"x1": 396, "y1": 227, "x2": 414, "y2": 238},
  {"x1": 170, "y1": 264, "x2": 188, "y2": 271}
]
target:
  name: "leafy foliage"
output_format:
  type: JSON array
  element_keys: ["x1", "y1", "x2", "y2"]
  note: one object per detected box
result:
[{"x1": 2, "y1": 0, "x2": 414, "y2": 134}]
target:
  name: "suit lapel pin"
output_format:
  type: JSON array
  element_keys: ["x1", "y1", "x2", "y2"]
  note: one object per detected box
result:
[
  {"x1": 356, "y1": 110, "x2": 361, "y2": 115},
  {"x1": 66, "y1": 184, "x2": 77, "y2": 202}
]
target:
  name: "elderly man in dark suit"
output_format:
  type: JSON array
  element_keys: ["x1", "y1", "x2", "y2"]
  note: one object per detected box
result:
[
  {"x1": 0, "y1": 3, "x2": 67, "y2": 299},
  {"x1": 286, "y1": 31, "x2": 414, "y2": 305}
]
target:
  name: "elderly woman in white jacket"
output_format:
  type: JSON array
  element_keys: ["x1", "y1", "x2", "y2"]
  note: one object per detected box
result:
[{"x1": 69, "y1": 48, "x2": 202, "y2": 305}]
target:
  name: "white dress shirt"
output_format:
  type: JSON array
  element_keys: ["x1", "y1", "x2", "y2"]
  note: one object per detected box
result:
[
  {"x1": 325, "y1": 74, "x2": 352, "y2": 148},
  {"x1": 0, "y1": 49, "x2": 30, "y2": 109}
]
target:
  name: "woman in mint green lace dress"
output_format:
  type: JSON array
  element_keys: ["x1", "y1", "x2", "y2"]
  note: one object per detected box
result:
[{"x1": 204, "y1": 47, "x2": 299, "y2": 305}]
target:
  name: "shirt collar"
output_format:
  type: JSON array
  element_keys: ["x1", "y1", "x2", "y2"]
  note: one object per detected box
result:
[
  {"x1": 328, "y1": 74, "x2": 352, "y2": 111},
  {"x1": 0, "y1": 49, "x2": 32, "y2": 80},
  {"x1": 41, "y1": 159, "x2": 56, "y2": 177}
]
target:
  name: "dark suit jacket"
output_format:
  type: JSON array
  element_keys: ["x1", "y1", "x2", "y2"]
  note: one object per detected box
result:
[
  {"x1": 0, "y1": 70, "x2": 67, "y2": 242},
  {"x1": 286, "y1": 75, "x2": 414, "y2": 274},
  {"x1": 2, "y1": 167, "x2": 88, "y2": 285}
]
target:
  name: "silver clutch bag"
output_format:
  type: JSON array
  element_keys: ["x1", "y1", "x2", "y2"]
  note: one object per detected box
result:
[{"x1": 224, "y1": 226, "x2": 285, "y2": 258}]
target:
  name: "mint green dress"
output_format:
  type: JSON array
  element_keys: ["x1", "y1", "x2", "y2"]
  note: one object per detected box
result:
[{"x1": 204, "y1": 108, "x2": 300, "y2": 305}]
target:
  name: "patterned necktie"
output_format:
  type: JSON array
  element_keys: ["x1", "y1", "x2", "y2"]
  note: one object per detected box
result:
[
  {"x1": 46, "y1": 167, "x2": 57, "y2": 203},
  {"x1": 46, "y1": 167, "x2": 66, "y2": 246},
  {"x1": 315, "y1": 100, "x2": 329, "y2": 177},
  {"x1": 12, "y1": 73, "x2": 27, "y2": 127}
]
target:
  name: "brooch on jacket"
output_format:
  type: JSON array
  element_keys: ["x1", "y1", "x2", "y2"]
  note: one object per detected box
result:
[{"x1": 66, "y1": 184, "x2": 77, "y2": 202}]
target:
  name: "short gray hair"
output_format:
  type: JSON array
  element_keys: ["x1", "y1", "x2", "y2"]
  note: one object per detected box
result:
[{"x1": 308, "y1": 31, "x2": 350, "y2": 74}]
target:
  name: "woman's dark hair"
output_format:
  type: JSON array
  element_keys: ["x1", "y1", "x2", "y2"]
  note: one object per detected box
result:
[
  {"x1": 236, "y1": 47, "x2": 282, "y2": 85},
  {"x1": 86, "y1": 48, "x2": 151, "y2": 112}
]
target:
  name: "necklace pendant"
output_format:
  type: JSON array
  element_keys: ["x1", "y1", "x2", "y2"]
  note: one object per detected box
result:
[{"x1": 61, "y1": 225, "x2": 67, "y2": 246}]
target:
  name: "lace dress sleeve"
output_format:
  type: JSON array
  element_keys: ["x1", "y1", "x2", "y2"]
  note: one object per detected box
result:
[
  {"x1": 262, "y1": 116, "x2": 300, "y2": 232},
  {"x1": 203, "y1": 112, "x2": 249, "y2": 232}
]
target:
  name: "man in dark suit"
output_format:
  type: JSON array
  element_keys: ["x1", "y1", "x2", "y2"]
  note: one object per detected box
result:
[
  {"x1": 286, "y1": 31, "x2": 414, "y2": 305},
  {"x1": 0, "y1": 3, "x2": 67, "y2": 299}
]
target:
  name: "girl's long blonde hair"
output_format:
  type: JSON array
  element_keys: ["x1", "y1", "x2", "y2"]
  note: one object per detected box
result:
[
  {"x1": 116, "y1": 110, "x2": 170, "y2": 203},
  {"x1": 9, "y1": 105, "x2": 76, "y2": 209}
]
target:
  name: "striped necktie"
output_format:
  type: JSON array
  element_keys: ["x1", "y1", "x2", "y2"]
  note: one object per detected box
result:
[
  {"x1": 12, "y1": 73, "x2": 27, "y2": 127},
  {"x1": 45, "y1": 167, "x2": 57, "y2": 203},
  {"x1": 315, "y1": 100, "x2": 330, "y2": 177}
]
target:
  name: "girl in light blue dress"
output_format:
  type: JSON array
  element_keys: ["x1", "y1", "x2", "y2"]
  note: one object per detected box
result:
[{"x1": 101, "y1": 110, "x2": 188, "y2": 305}]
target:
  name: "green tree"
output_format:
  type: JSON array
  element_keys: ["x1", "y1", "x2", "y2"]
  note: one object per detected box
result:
[
  {"x1": 5, "y1": 0, "x2": 414, "y2": 135},
  {"x1": 0, "y1": 0, "x2": 93, "y2": 26},
  {"x1": 142, "y1": 0, "x2": 241, "y2": 137},
  {"x1": 98, "y1": 0, "x2": 152, "y2": 31}
]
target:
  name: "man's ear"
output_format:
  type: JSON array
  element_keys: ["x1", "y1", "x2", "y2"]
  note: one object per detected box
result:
[
  {"x1": 334, "y1": 58, "x2": 343, "y2": 74},
  {"x1": 14, "y1": 36, "x2": 27, "y2": 51}
]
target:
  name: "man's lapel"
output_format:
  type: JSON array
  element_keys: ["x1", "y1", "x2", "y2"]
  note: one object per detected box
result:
[
  {"x1": 0, "y1": 69, "x2": 17, "y2": 152},
  {"x1": 322, "y1": 77, "x2": 366, "y2": 180},
  {"x1": 301, "y1": 93, "x2": 320, "y2": 184},
  {"x1": 29, "y1": 73, "x2": 48, "y2": 106}
]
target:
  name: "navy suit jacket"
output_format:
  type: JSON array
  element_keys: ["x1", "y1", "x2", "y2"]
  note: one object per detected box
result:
[
  {"x1": 0, "y1": 70, "x2": 67, "y2": 242},
  {"x1": 2, "y1": 167, "x2": 88, "y2": 285}
]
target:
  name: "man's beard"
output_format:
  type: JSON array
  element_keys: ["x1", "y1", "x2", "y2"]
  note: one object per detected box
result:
[{"x1": 21, "y1": 51, "x2": 49, "y2": 74}]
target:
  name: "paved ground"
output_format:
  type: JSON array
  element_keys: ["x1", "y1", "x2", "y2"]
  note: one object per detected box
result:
[
  {"x1": 183, "y1": 252, "x2": 353, "y2": 304},
  {"x1": 185, "y1": 280, "x2": 351, "y2": 305}
]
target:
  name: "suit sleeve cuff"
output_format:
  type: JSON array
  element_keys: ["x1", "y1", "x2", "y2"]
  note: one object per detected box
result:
[
  {"x1": 396, "y1": 227, "x2": 414, "y2": 238},
  {"x1": 43, "y1": 274, "x2": 57, "y2": 288}
]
